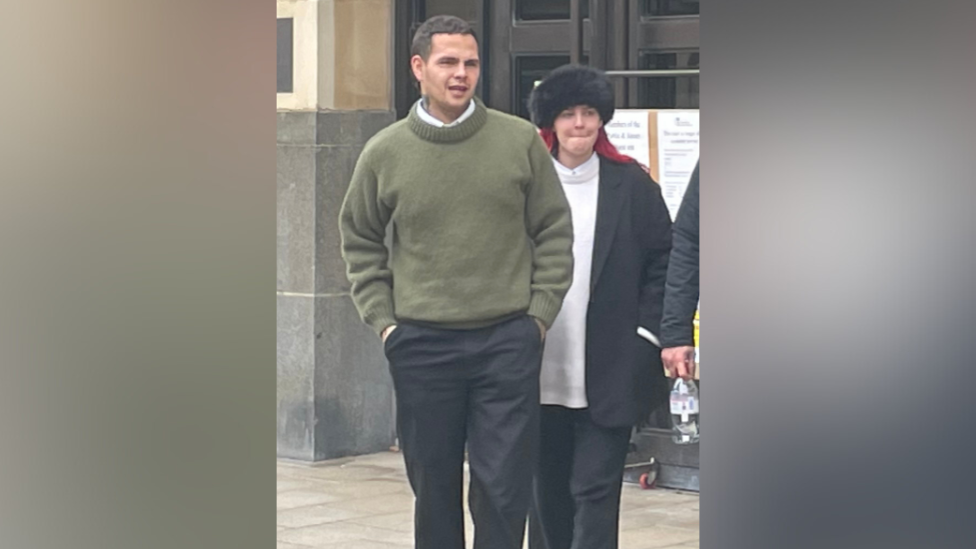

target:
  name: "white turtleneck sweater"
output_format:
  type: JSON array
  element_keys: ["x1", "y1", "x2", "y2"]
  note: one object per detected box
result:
[{"x1": 540, "y1": 152, "x2": 600, "y2": 408}]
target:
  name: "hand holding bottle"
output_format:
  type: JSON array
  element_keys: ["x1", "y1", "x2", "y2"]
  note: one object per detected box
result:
[{"x1": 662, "y1": 345, "x2": 696, "y2": 379}]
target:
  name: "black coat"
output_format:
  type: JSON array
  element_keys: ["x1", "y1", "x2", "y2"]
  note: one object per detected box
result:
[
  {"x1": 582, "y1": 158, "x2": 673, "y2": 428},
  {"x1": 660, "y1": 161, "x2": 699, "y2": 348}
]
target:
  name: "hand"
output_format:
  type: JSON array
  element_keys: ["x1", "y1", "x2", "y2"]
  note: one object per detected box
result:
[
  {"x1": 381, "y1": 325, "x2": 397, "y2": 343},
  {"x1": 662, "y1": 346, "x2": 696, "y2": 379},
  {"x1": 532, "y1": 317, "x2": 546, "y2": 342}
]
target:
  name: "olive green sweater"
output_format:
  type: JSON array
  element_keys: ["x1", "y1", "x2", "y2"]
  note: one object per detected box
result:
[{"x1": 338, "y1": 97, "x2": 574, "y2": 334}]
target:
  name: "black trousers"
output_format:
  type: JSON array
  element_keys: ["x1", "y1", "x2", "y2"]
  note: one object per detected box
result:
[
  {"x1": 384, "y1": 314, "x2": 543, "y2": 549},
  {"x1": 528, "y1": 406, "x2": 632, "y2": 549}
]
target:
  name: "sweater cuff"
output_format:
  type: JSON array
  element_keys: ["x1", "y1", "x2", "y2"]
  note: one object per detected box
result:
[
  {"x1": 363, "y1": 305, "x2": 396, "y2": 336},
  {"x1": 527, "y1": 293, "x2": 561, "y2": 328}
]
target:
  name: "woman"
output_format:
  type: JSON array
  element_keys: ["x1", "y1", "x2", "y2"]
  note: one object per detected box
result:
[{"x1": 526, "y1": 64, "x2": 673, "y2": 549}]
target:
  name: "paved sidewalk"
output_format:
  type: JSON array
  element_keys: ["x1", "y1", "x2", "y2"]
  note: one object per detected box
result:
[{"x1": 278, "y1": 451, "x2": 699, "y2": 549}]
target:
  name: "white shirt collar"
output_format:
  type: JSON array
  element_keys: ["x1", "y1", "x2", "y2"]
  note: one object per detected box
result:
[
  {"x1": 554, "y1": 152, "x2": 600, "y2": 183},
  {"x1": 415, "y1": 98, "x2": 476, "y2": 127}
]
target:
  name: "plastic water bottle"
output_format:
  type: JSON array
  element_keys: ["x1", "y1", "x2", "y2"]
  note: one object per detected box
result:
[{"x1": 670, "y1": 377, "x2": 700, "y2": 444}]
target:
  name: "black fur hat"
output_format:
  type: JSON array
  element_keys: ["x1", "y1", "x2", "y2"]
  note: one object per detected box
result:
[{"x1": 527, "y1": 64, "x2": 615, "y2": 129}]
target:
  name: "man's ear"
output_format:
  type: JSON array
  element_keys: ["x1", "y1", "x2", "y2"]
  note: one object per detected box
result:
[{"x1": 410, "y1": 55, "x2": 425, "y2": 83}]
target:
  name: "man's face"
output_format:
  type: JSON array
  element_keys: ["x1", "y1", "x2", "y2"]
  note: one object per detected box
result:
[{"x1": 411, "y1": 33, "x2": 480, "y2": 120}]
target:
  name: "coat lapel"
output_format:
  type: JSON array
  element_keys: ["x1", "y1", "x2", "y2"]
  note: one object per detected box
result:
[{"x1": 590, "y1": 160, "x2": 626, "y2": 293}]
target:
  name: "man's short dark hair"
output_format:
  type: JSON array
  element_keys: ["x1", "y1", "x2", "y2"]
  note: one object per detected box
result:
[{"x1": 411, "y1": 15, "x2": 478, "y2": 60}]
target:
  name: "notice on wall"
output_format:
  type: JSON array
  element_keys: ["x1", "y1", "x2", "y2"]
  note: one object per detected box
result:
[
  {"x1": 657, "y1": 111, "x2": 700, "y2": 221},
  {"x1": 605, "y1": 110, "x2": 651, "y2": 168},
  {"x1": 605, "y1": 109, "x2": 700, "y2": 222}
]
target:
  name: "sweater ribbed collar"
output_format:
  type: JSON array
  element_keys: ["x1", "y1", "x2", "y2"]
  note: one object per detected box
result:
[{"x1": 408, "y1": 96, "x2": 488, "y2": 143}]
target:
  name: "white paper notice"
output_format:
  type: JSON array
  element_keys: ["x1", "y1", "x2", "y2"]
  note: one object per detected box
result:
[
  {"x1": 605, "y1": 110, "x2": 650, "y2": 168},
  {"x1": 657, "y1": 111, "x2": 700, "y2": 220}
]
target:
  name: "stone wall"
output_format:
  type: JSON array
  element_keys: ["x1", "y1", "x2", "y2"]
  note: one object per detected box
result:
[{"x1": 277, "y1": 0, "x2": 397, "y2": 461}]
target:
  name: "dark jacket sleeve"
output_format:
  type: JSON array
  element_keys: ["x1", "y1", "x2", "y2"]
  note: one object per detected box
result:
[
  {"x1": 659, "y1": 161, "x2": 700, "y2": 348},
  {"x1": 633, "y1": 166, "x2": 673, "y2": 340}
]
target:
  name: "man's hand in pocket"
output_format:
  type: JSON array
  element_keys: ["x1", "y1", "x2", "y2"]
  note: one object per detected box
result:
[{"x1": 532, "y1": 317, "x2": 546, "y2": 342}]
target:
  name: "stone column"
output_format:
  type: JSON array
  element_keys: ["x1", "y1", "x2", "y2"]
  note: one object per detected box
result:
[{"x1": 277, "y1": 0, "x2": 397, "y2": 461}]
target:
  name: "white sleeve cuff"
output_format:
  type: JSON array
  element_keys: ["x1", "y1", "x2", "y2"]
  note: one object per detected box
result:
[{"x1": 637, "y1": 327, "x2": 661, "y2": 347}]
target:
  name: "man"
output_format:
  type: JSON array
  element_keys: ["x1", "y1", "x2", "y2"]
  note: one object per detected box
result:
[
  {"x1": 660, "y1": 161, "x2": 700, "y2": 379},
  {"x1": 338, "y1": 15, "x2": 574, "y2": 549}
]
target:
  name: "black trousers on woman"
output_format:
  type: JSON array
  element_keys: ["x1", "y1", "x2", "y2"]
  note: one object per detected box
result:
[{"x1": 528, "y1": 405, "x2": 633, "y2": 549}]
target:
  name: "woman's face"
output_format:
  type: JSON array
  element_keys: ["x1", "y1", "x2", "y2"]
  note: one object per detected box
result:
[{"x1": 553, "y1": 105, "x2": 602, "y2": 157}]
